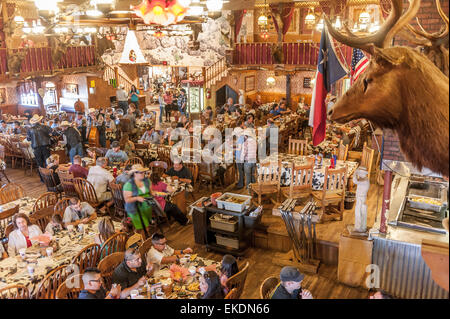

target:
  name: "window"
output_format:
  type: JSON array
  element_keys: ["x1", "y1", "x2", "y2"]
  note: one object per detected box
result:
[{"x1": 18, "y1": 81, "x2": 39, "y2": 107}]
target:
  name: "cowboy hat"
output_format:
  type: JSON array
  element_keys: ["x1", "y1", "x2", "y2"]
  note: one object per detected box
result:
[
  {"x1": 89, "y1": 108, "x2": 97, "y2": 113},
  {"x1": 29, "y1": 114, "x2": 43, "y2": 125},
  {"x1": 130, "y1": 164, "x2": 149, "y2": 174},
  {"x1": 60, "y1": 121, "x2": 71, "y2": 127}
]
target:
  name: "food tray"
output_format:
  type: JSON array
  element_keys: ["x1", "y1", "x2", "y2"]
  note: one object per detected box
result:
[
  {"x1": 210, "y1": 214, "x2": 238, "y2": 232},
  {"x1": 215, "y1": 234, "x2": 239, "y2": 250},
  {"x1": 216, "y1": 193, "x2": 251, "y2": 212},
  {"x1": 408, "y1": 195, "x2": 443, "y2": 213}
]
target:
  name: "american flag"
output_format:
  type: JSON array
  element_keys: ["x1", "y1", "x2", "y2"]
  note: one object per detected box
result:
[{"x1": 351, "y1": 48, "x2": 369, "y2": 84}]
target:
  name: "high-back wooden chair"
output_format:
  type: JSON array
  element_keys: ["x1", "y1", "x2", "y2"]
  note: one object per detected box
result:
[
  {"x1": 0, "y1": 144, "x2": 10, "y2": 183},
  {"x1": 54, "y1": 197, "x2": 72, "y2": 218},
  {"x1": 157, "y1": 145, "x2": 173, "y2": 168},
  {"x1": 250, "y1": 162, "x2": 282, "y2": 206},
  {"x1": 288, "y1": 137, "x2": 308, "y2": 156},
  {"x1": 281, "y1": 161, "x2": 314, "y2": 200},
  {"x1": 59, "y1": 171, "x2": 79, "y2": 198},
  {"x1": 225, "y1": 288, "x2": 239, "y2": 299},
  {"x1": 99, "y1": 232, "x2": 127, "y2": 259},
  {"x1": 73, "y1": 178, "x2": 101, "y2": 209},
  {"x1": 109, "y1": 182, "x2": 126, "y2": 220},
  {"x1": 55, "y1": 274, "x2": 84, "y2": 299},
  {"x1": 197, "y1": 162, "x2": 214, "y2": 191},
  {"x1": 124, "y1": 156, "x2": 144, "y2": 167},
  {"x1": 312, "y1": 166, "x2": 348, "y2": 222},
  {"x1": 72, "y1": 244, "x2": 101, "y2": 273},
  {"x1": 138, "y1": 237, "x2": 153, "y2": 261},
  {"x1": 32, "y1": 192, "x2": 58, "y2": 214},
  {"x1": 29, "y1": 209, "x2": 53, "y2": 233},
  {"x1": 361, "y1": 144, "x2": 375, "y2": 176},
  {"x1": 0, "y1": 205, "x2": 19, "y2": 238},
  {"x1": 149, "y1": 160, "x2": 168, "y2": 176},
  {"x1": 35, "y1": 265, "x2": 74, "y2": 299},
  {"x1": 38, "y1": 167, "x2": 62, "y2": 195},
  {"x1": 183, "y1": 162, "x2": 199, "y2": 193},
  {"x1": 335, "y1": 141, "x2": 349, "y2": 161},
  {"x1": 0, "y1": 183, "x2": 26, "y2": 205},
  {"x1": 18, "y1": 142, "x2": 36, "y2": 176},
  {"x1": 259, "y1": 276, "x2": 279, "y2": 299},
  {"x1": 98, "y1": 252, "x2": 125, "y2": 291},
  {"x1": 0, "y1": 285, "x2": 30, "y2": 299},
  {"x1": 225, "y1": 261, "x2": 249, "y2": 300}
]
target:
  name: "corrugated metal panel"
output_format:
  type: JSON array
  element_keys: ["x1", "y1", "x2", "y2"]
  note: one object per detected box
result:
[{"x1": 372, "y1": 237, "x2": 448, "y2": 299}]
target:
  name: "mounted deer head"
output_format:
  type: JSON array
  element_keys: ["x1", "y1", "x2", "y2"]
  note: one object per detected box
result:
[
  {"x1": 325, "y1": 0, "x2": 449, "y2": 177},
  {"x1": 403, "y1": 0, "x2": 449, "y2": 76}
]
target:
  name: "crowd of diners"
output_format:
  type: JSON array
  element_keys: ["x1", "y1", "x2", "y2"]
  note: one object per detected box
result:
[{"x1": 0, "y1": 88, "x2": 384, "y2": 300}]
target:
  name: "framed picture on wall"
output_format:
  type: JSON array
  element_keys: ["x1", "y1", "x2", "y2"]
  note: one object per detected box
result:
[
  {"x1": 65, "y1": 83, "x2": 79, "y2": 95},
  {"x1": 0, "y1": 88, "x2": 6, "y2": 104},
  {"x1": 245, "y1": 75, "x2": 255, "y2": 93},
  {"x1": 303, "y1": 77, "x2": 311, "y2": 88}
]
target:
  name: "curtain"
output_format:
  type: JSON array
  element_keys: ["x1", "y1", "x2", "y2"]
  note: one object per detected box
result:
[
  {"x1": 270, "y1": 3, "x2": 295, "y2": 40},
  {"x1": 233, "y1": 10, "x2": 245, "y2": 43}
]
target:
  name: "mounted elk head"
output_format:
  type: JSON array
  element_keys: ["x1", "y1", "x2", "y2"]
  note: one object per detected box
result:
[
  {"x1": 325, "y1": 0, "x2": 449, "y2": 177},
  {"x1": 50, "y1": 36, "x2": 71, "y2": 66},
  {"x1": 403, "y1": 0, "x2": 449, "y2": 76},
  {"x1": 7, "y1": 50, "x2": 28, "y2": 75}
]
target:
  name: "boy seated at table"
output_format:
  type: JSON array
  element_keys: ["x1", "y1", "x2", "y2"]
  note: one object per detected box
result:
[
  {"x1": 105, "y1": 141, "x2": 128, "y2": 166},
  {"x1": 63, "y1": 197, "x2": 97, "y2": 227},
  {"x1": 146, "y1": 233, "x2": 193, "y2": 266},
  {"x1": 44, "y1": 214, "x2": 64, "y2": 236},
  {"x1": 79, "y1": 267, "x2": 122, "y2": 299}
]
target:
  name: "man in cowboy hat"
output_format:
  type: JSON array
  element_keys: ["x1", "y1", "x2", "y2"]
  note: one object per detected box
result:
[
  {"x1": 60, "y1": 120, "x2": 83, "y2": 162},
  {"x1": 26, "y1": 114, "x2": 53, "y2": 171},
  {"x1": 116, "y1": 84, "x2": 129, "y2": 115}
]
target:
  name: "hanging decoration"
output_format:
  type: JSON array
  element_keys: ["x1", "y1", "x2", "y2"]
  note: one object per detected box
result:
[
  {"x1": 133, "y1": 0, "x2": 189, "y2": 26},
  {"x1": 119, "y1": 29, "x2": 147, "y2": 64}
]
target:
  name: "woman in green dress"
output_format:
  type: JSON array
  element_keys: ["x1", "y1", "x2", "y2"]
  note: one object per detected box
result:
[{"x1": 123, "y1": 164, "x2": 153, "y2": 237}]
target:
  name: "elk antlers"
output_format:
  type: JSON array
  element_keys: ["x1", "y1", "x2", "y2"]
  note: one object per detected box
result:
[
  {"x1": 406, "y1": 0, "x2": 448, "y2": 44},
  {"x1": 324, "y1": 0, "x2": 421, "y2": 54}
]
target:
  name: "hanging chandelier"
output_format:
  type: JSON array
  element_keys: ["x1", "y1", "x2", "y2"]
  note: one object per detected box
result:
[
  {"x1": 257, "y1": 0, "x2": 269, "y2": 29},
  {"x1": 34, "y1": 0, "x2": 62, "y2": 17},
  {"x1": 206, "y1": 0, "x2": 223, "y2": 12},
  {"x1": 133, "y1": 0, "x2": 189, "y2": 26}
]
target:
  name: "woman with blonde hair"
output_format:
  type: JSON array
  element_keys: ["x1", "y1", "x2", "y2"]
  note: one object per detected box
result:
[
  {"x1": 119, "y1": 133, "x2": 135, "y2": 156},
  {"x1": 95, "y1": 216, "x2": 116, "y2": 258}
]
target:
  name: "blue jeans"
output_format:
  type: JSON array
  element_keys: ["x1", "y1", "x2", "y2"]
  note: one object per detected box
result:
[
  {"x1": 69, "y1": 143, "x2": 83, "y2": 163},
  {"x1": 244, "y1": 163, "x2": 256, "y2": 188},
  {"x1": 236, "y1": 163, "x2": 245, "y2": 188},
  {"x1": 159, "y1": 105, "x2": 164, "y2": 123},
  {"x1": 118, "y1": 101, "x2": 128, "y2": 114}
]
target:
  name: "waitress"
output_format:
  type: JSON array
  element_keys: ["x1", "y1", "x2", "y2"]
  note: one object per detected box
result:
[{"x1": 129, "y1": 85, "x2": 140, "y2": 109}]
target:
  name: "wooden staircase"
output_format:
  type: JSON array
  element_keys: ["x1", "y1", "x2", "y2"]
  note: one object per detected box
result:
[
  {"x1": 102, "y1": 64, "x2": 136, "y2": 94},
  {"x1": 205, "y1": 57, "x2": 229, "y2": 89}
]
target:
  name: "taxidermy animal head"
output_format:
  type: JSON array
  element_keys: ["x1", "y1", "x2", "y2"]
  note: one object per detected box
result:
[
  {"x1": 7, "y1": 50, "x2": 28, "y2": 75},
  {"x1": 51, "y1": 37, "x2": 71, "y2": 66},
  {"x1": 96, "y1": 37, "x2": 116, "y2": 57},
  {"x1": 325, "y1": 0, "x2": 449, "y2": 177}
]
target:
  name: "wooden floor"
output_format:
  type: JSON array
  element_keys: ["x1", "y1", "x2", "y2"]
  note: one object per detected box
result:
[{"x1": 3, "y1": 166, "x2": 371, "y2": 299}]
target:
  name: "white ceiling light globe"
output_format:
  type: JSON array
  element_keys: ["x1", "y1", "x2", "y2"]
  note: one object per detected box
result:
[{"x1": 206, "y1": 0, "x2": 223, "y2": 12}]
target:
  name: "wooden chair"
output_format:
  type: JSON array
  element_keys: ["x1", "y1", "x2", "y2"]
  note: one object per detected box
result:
[
  {"x1": 250, "y1": 162, "x2": 282, "y2": 206},
  {"x1": 0, "y1": 285, "x2": 30, "y2": 299},
  {"x1": 0, "y1": 183, "x2": 26, "y2": 205},
  {"x1": 312, "y1": 166, "x2": 348, "y2": 222},
  {"x1": 32, "y1": 192, "x2": 58, "y2": 214},
  {"x1": 73, "y1": 178, "x2": 102, "y2": 210},
  {"x1": 98, "y1": 252, "x2": 125, "y2": 291},
  {"x1": 109, "y1": 182, "x2": 126, "y2": 220},
  {"x1": 361, "y1": 143, "x2": 375, "y2": 177},
  {"x1": 59, "y1": 171, "x2": 79, "y2": 198},
  {"x1": 54, "y1": 197, "x2": 72, "y2": 218},
  {"x1": 124, "y1": 156, "x2": 144, "y2": 167},
  {"x1": 335, "y1": 141, "x2": 349, "y2": 161},
  {"x1": 288, "y1": 137, "x2": 308, "y2": 156},
  {"x1": 149, "y1": 160, "x2": 168, "y2": 176},
  {"x1": 259, "y1": 276, "x2": 279, "y2": 299},
  {"x1": 72, "y1": 244, "x2": 101, "y2": 273},
  {"x1": 0, "y1": 145, "x2": 10, "y2": 183},
  {"x1": 35, "y1": 265, "x2": 75, "y2": 299},
  {"x1": 138, "y1": 237, "x2": 153, "y2": 261},
  {"x1": 281, "y1": 161, "x2": 314, "y2": 200},
  {"x1": 38, "y1": 167, "x2": 62, "y2": 196},
  {"x1": 99, "y1": 232, "x2": 127, "y2": 259},
  {"x1": 225, "y1": 261, "x2": 249, "y2": 299},
  {"x1": 197, "y1": 162, "x2": 215, "y2": 191},
  {"x1": 55, "y1": 274, "x2": 84, "y2": 299},
  {"x1": 0, "y1": 205, "x2": 19, "y2": 236},
  {"x1": 225, "y1": 288, "x2": 239, "y2": 299},
  {"x1": 157, "y1": 145, "x2": 173, "y2": 168},
  {"x1": 18, "y1": 142, "x2": 36, "y2": 176},
  {"x1": 183, "y1": 162, "x2": 199, "y2": 200},
  {"x1": 29, "y1": 210, "x2": 53, "y2": 233}
]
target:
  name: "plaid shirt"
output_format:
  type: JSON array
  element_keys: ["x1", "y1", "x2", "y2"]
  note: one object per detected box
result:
[
  {"x1": 177, "y1": 94, "x2": 187, "y2": 110},
  {"x1": 240, "y1": 136, "x2": 257, "y2": 163}
]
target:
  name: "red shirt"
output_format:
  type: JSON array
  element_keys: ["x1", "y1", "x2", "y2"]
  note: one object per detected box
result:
[
  {"x1": 163, "y1": 94, "x2": 173, "y2": 105},
  {"x1": 69, "y1": 164, "x2": 89, "y2": 179},
  {"x1": 25, "y1": 236, "x2": 32, "y2": 248},
  {"x1": 151, "y1": 181, "x2": 167, "y2": 211}
]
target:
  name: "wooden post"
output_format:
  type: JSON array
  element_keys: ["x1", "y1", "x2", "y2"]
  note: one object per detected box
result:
[
  {"x1": 286, "y1": 74, "x2": 291, "y2": 109},
  {"x1": 380, "y1": 170, "x2": 392, "y2": 233},
  {"x1": 114, "y1": 66, "x2": 119, "y2": 88}
]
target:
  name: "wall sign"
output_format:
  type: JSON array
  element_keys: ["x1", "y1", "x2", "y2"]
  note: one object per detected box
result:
[
  {"x1": 245, "y1": 75, "x2": 255, "y2": 92},
  {"x1": 303, "y1": 77, "x2": 311, "y2": 88},
  {"x1": 65, "y1": 83, "x2": 79, "y2": 95}
]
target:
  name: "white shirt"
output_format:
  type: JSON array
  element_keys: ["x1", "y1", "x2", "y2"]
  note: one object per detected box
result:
[
  {"x1": 87, "y1": 166, "x2": 114, "y2": 202},
  {"x1": 7, "y1": 225, "x2": 43, "y2": 257},
  {"x1": 116, "y1": 89, "x2": 128, "y2": 102},
  {"x1": 62, "y1": 202, "x2": 95, "y2": 224},
  {"x1": 147, "y1": 245, "x2": 175, "y2": 265}
]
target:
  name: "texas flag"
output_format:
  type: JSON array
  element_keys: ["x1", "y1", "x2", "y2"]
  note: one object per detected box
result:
[{"x1": 309, "y1": 25, "x2": 348, "y2": 146}]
